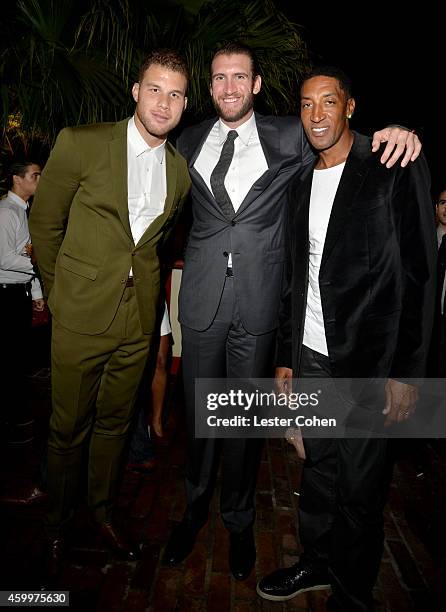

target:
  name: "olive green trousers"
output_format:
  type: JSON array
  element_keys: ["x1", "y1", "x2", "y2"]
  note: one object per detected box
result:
[{"x1": 46, "y1": 287, "x2": 151, "y2": 529}]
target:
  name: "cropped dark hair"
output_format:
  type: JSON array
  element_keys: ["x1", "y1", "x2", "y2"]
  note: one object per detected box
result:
[
  {"x1": 6, "y1": 161, "x2": 36, "y2": 190},
  {"x1": 138, "y1": 49, "x2": 189, "y2": 85},
  {"x1": 211, "y1": 42, "x2": 260, "y2": 80},
  {"x1": 301, "y1": 65, "x2": 353, "y2": 99}
]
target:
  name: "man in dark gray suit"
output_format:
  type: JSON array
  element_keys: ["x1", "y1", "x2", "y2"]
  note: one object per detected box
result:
[{"x1": 163, "y1": 42, "x2": 421, "y2": 581}]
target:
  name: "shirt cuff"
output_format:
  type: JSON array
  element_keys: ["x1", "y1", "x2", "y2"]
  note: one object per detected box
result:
[{"x1": 31, "y1": 277, "x2": 43, "y2": 300}]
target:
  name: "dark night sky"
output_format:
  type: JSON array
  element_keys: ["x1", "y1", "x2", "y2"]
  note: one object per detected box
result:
[{"x1": 276, "y1": 3, "x2": 443, "y2": 192}]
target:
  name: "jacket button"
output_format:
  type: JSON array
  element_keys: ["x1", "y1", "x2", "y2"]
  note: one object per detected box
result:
[
  {"x1": 231, "y1": 221, "x2": 236, "y2": 226},
  {"x1": 223, "y1": 251, "x2": 229, "y2": 257}
]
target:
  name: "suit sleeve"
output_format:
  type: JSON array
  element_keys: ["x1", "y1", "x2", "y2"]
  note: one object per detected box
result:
[
  {"x1": 299, "y1": 119, "x2": 316, "y2": 169},
  {"x1": 275, "y1": 179, "x2": 297, "y2": 369},
  {"x1": 389, "y1": 153, "x2": 437, "y2": 379},
  {"x1": 29, "y1": 128, "x2": 81, "y2": 296}
]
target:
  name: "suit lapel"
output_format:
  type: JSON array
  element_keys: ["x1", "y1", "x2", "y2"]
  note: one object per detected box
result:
[
  {"x1": 136, "y1": 142, "x2": 178, "y2": 247},
  {"x1": 109, "y1": 119, "x2": 133, "y2": 241},
  {"x1": 296, "y1": 169, "x2": 313, "y2": 247},
  {"x1": 184, "y1": 118, "x2": 232, "y2": 222},
  {"x1": 234, "y1": 113, "x2": 282, "y2": 217},
  {"x1": 189, "y1": 167, "x2": 228, "y2": 221},
  {"x1": 187, "y1": 119, "x2": 215, "y2": 167},
  {"x1": 321, "y1": 133, "x2": 371, "y2": 268}
]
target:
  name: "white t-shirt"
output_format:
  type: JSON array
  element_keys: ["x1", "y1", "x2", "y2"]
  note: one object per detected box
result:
[{"x1": 303, "y1": 163, "x2": 345, "y2": 356}]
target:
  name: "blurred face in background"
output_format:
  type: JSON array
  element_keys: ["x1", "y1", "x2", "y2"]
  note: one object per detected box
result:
[
  {"x1": 13, "y1": 164, "x2": 41, "y2": 201},
  {"x1": 437, "y1": 190, "x2": 446, "y2": 228}
]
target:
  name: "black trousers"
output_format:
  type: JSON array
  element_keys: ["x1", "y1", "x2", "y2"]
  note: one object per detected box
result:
[
  {"x1": 181, "y1": 276, "x2": 275, "y2": 533},
  {"x1": 0, "y1": 283, "x2": 33, "y2": 430},
  {"x1": 298, "y1": 346, "x2": 391, "y2": 612}
]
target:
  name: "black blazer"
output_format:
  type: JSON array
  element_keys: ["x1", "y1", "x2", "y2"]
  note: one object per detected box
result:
[
  {"x1": 277, "y1": 132, "x2": 437, "y2": 378},
  {"x1": 177, "y1": 113, "x2": 314, "y2": 334}
]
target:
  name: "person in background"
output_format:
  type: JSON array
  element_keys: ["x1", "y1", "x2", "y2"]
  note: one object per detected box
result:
[
  {"x1": 0, "y1": 161, "x2": 46, "y2": 505},
  {"x1": 427, "y1": 189, "x2": 446, "y2": 376}
]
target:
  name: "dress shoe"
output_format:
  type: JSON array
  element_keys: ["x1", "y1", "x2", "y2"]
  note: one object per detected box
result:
[
  {"x1": 229, "y1": 528, "x2": 256, "y2": 581},
  {"x1": 256, "y1": 559, "x2": 330, "y2": 601},
  {"x1": 163, "y1": 521, "x2": 198, "y2": 566},
  {"x1": 47, "y1": 535, "x2": 65, "y2": 579},
  {"x1": 0, "y1": 483, "x2": 48, "y2": 506},
  {"x1": 126, "y1": 458, "x2": 157, "y2": 473},
  {"x1": 98, "y1": 521, "x2": 140, "y2": 561}
]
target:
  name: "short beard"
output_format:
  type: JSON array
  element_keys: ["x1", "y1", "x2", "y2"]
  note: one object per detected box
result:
[
  {"x1": 212, "y1": 93, "x2": 254, "y2": 124},
  {"x1": 136, "y1": 110, "x2": 167, "y2": 139}
]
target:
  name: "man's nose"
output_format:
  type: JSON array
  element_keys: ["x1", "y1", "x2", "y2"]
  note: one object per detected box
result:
[
  {"x1": 158, "y1": 94, "x2": 169, "y2": 109},
  {"x1": 311, "y1": 107, "x2": 325, "y2": 123}
]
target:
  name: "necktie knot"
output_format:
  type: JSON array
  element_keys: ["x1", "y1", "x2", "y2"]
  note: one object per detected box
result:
[{"x1": 226, "y1": 130, "x2": 238, "y2": 143}]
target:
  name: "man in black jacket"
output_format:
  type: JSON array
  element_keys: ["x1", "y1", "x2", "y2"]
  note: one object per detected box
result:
[{"x1": 257, "y1": 66, "x2": 436, "y2": 610}]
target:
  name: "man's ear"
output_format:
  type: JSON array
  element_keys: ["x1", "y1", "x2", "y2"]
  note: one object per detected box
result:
[
  {"x1": 253, "y1": 74, "x2": 262, "y2": 95},
  {"x1": 183, "y1": 97, "x2": 188, "y2": 111},
  {"x1": 132, "y1": 82, "x2": 139, "y2": 103},
  {"x1": 346, "y1": 97, "x2": 355, "y2": 119}
]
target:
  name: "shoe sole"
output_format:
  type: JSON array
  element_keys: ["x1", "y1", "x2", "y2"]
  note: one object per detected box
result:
[{"x1": 256, "y1": 582, "x2": 331, "y2": 601}]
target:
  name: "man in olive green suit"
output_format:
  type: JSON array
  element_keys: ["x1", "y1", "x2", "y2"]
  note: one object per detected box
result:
[{"x1": 29, "y1": 49, "x2": 191, "y2": 569}]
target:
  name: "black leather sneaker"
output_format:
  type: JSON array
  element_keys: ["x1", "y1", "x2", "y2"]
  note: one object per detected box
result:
[{"x1": 257, "y1": 559, "x2": 330, "y2": 601}]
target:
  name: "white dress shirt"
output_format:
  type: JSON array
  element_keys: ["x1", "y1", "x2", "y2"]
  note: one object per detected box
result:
[
  {"x1": 0, "y1": 190, "x2": 42, "y2": 299},
  {"x1": 194, "y1": 113, "x2": 268, "y2": 267},
  {"x1": 438, "y1": 226, "x2": 446, "y2": 315},
  {"x1": 303, "y1": 163, "x2": 345, "y2": 356},
  {"x1": 127, "y1": 116, "x2": 167, "y2": 274}
]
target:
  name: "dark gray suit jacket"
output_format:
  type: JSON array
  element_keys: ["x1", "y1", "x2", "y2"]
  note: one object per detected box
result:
[{"x1": 177, "y1": 113, "x2": 314, "y2": 335}]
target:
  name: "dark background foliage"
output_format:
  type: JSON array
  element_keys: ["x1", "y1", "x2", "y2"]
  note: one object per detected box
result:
[{"x1": 1, "y1": 0, "x2": 442, "y2": 192}]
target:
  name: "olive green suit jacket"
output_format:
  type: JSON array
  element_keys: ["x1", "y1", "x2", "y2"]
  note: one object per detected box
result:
[{"x1": 30, "y1": 118, "x2": 190, "y2": 335}]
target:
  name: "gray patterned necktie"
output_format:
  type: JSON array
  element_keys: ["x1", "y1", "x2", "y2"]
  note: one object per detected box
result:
[{"x1": 210, "y1": 130, "x2": 238, "y2": 219}]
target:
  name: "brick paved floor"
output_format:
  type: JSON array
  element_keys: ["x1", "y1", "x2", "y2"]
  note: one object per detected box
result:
[{"x1": 0, "y1": 338, "x2": 445, "y2": 611}]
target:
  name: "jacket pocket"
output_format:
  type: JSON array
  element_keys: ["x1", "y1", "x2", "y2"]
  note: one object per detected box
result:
[{"x1": 59, "y1": 252, "x2": 98, "y2": 280}]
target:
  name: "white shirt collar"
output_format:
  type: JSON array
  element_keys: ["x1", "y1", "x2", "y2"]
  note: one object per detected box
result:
[
  {"x1": 7, "y1": 190, "x2": 28, "y2": 210},
  {"x1": 128, "y1": 116, "x2": 166, "y2": 164},
  {"x1": 217, "y1": 112, "x2": 257, "y2": 147},
  {"x1": 438, "y1": 225, "x2": 446, "y2": 244}
]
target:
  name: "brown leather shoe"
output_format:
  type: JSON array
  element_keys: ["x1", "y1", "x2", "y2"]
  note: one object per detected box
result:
[
  {"x1": 98, "y1": 521, "x2": 140, "y2": 561},
  {"x1": 0, "y1": 484, "x2": 48, "y2": 506}
]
